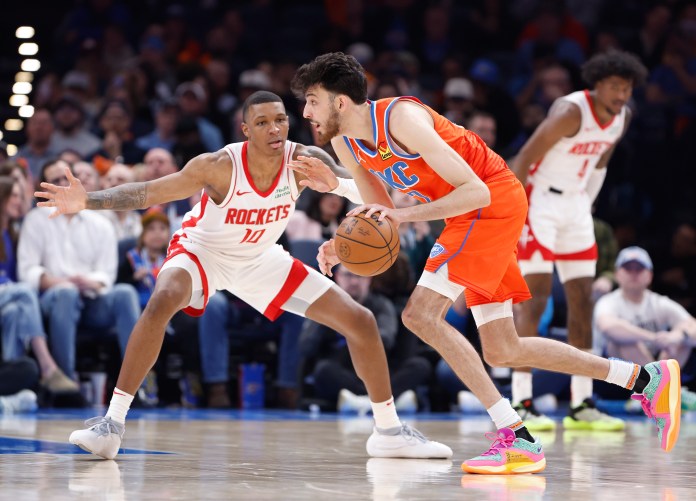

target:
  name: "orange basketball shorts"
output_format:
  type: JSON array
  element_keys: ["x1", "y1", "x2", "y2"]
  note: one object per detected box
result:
[{"x1": 424, "y1": 172, "x2": 531, "y2": 307}]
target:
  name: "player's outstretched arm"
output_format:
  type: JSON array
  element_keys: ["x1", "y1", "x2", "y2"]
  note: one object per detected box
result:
[
  {"x1": 35, "y1": 153, "x2": 214, "y2": 217},
  {"x1": 288, "y1": 144, "x2": 348, "y2": 193}
]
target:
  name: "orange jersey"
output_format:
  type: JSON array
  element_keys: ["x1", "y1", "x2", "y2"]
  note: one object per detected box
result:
[
  {"x1": 342, "y1": 97, "x2": 510, "y2": 213},
  {"x1": 343, "y1": 96, "x2": 530, "y2": 306}
]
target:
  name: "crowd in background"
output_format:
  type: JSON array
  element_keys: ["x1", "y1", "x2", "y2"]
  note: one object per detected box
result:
[{"x1": 0, "y1": 0, "x2": 695, "y2": 413}]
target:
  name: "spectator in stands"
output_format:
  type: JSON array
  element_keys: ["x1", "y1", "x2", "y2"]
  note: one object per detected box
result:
[
  {"x1": 466, "y1": 110, "x2": 497, "y2": 150},
  {"x1": 175, "y1": 82, "x2": 224, "y2": 153},
  {"x1": 0, "y1": 161, "x2": 33, "y2": 218},
  {"x1": 101, "y1": 163, "x2": 142, "y2": 240},
  {"x1": 285, "y1": 191, "x2": 348, "y2": 242},
  {"x1": 300, "y1": 265, "x2": 429, "y2": 413},
  {"x1": 15, "y1": 108, "x2": 58, "y2": 179},
  {"x1": 0, "y1": 358, "x2": 39, "y2": 413},
  {"x1": 0, "y1": 176, "x2": 78, "y2": 394},
  {"x1": 136, "y1": 99, "x2": 180, "y2": 153},
  {"x1": 72, "y1": 161, "x2": 100, "y2": 192},
  {"x1": 51, "y1": 96, "x2": 101, "y2": 158},
  {"x1": 18, "y1": 159, "x2": 141, "y2": 382},
  {"x1": 88, "y1": 99, "x2": 146, "y2": 170},
  {"x1": 594, "y1": 246, "x2": 696, "y2": 410}
]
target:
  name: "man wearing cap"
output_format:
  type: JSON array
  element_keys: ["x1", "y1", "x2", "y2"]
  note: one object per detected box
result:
[
  {"x1": 594, "y1": 247, "x2": 696, "y2": 410},
  {"x1": 175, "y1": 82, "x2": 224, "y2": 153},
  {"x1": 51, "y1": 96, "x2": 101, "y2": 158}
]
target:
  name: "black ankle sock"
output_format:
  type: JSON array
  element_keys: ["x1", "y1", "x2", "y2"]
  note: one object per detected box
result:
[
  {"x1": 514, "y1": 426, "x2": 534, "y2": 442},
  {"x1": 633, "y1": 367, "x2": 651, "y2": 394}
]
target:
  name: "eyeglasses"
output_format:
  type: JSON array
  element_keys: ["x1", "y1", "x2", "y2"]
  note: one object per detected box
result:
[{"x1": 46, "y1": 176, "x2": 69, "y2": 185}]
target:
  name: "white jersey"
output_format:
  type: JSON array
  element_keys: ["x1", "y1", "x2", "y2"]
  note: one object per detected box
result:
[
  {"x1": 528, "y1": 90, "x2": 626, "y2": 193},
  {"x1": 170, "y1": 141, "x2": 299, "y2": 260}
]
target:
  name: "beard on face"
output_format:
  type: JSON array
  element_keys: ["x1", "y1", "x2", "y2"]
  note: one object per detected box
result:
[{"x1": 316, "y1": 107, "x2": 341, "y2": 146}]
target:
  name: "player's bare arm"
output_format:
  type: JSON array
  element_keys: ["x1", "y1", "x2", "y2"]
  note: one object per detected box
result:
[
  {"x1": 509, "y1": 100, "x2": 582, "y2": 184},
  {"x1": 289, "y1": 144, "x2": 349, "y2": 192},
  {"x1": 36, "y1": 152, "x2": 224, "y2": 217},
  {"x1": 377, "y1": 101, "x2": 490, "y2": 222}
]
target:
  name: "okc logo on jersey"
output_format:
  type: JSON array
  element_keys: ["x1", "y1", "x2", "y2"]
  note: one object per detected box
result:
[
  {"x1": 378, "y1": 141, "x2": 393, "y2": 161},
  {"x1": 429, "y1": 243, "x2": 446, "y2": 258}
]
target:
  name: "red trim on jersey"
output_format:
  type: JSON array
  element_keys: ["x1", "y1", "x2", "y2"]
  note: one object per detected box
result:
[
  {"x1": 584, "y1": 90, "x2": 615, "y2": 130},
  {"x1": 555, "y1": 243, "x2": 598, "y2": 260},
  {"x1": 263, "y1": 258, "x2": 309, "y2": 321},
  {"x1": 528, "y1": 155, "x2": 544, "y2": 177},
  {"x1": 242, "y1": 141, "x2": 285, "y2": 197},
  {"x1": 221, "y1": 145, "x2": 238, "y2": 208}
]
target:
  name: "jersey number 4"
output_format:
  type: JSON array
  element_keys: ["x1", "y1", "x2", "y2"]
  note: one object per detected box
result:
[{"x1": 240, "y1": 228, "x2": 266, "y2": 244}]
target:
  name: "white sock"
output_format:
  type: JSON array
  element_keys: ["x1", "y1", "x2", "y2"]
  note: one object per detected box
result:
[
  {"x1": 604, "y1": 358, "x2": 641, "y2": 390},
  {"x1": 105, "y1": 387, "x2": 134, "y2": 424},
  {"x1": 487, "y1": 398, "x2": 524, "y2": 431},
  {"x1": 571, "y1": 375, "x2": 593, "y2": 407},
  {"x1": 371, "y1": 396, "x2": 401, "y2": 429},
  {"x1": 511, "y1": 371, "x2": 533, "y2": 405}
]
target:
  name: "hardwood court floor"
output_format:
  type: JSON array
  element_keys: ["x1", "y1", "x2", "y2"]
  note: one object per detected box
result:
[{"x1": 0, "y1": 409, "x2": 694, "y2": 500}]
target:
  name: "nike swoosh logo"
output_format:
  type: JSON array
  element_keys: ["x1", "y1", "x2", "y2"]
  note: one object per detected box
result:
[{"x1": 236, "y1": 190, "x2": 252, "y2": 196}]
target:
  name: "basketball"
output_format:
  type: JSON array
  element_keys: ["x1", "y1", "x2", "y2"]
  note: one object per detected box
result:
[{"x1": 334, "y1": 212, "x2": 400, "y2": 277}]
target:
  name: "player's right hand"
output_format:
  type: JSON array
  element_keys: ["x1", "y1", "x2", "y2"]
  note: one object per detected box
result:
[
  {"x1": 317, "y1": 239, "x2": 340, "y2": 277},
  {"x1": 34, "y1": 165, "x2": 87, "y2": 218}
]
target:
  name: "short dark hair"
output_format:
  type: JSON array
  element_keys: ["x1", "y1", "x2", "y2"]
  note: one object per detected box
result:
[
  {"x1": 242, "y1": 91, "x2": 284, "y2": 121},
  {"x1": 581, "y1": 50, "x2": 648, "y2": 87},
  {"x1": 291, "y1": 52, "x2": 368, "y2": 104}
]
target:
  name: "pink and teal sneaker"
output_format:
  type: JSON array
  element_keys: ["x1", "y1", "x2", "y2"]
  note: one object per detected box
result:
[
  {"x1": 631, "y1": 359, "x2": 681, "y2": 452},
  {"x1": 461, "y1": 428, "x2": 546, "y2": 475}
]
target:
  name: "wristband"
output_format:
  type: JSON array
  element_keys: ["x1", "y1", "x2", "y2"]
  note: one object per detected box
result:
[{"x1": 329, "y1": 177, "x2": 364, "y2": 204}]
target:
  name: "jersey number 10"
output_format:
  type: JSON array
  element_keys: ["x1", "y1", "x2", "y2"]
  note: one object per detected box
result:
[{"x1": 240, "y1": 228, "x2": 266, "y2": 244}]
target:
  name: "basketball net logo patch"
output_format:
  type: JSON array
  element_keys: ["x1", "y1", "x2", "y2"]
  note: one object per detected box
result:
[
  {"x1": 378, "y1": 142, "x2": 393, "y2": 161},
  {"x1": 430, "y1": 243, "x2": 446, "y2": 258}
]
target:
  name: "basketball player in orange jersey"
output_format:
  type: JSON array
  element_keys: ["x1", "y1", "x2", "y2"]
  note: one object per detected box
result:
[
  {"x1": 36, "y1": 91, "x2": 451, "y2": 461},
  {"x1": 509, "y1": 51, "x2": 649, "y2": 433},
  {"x1": 290, "y1": 52, "x2": 680, "y2": 474}
]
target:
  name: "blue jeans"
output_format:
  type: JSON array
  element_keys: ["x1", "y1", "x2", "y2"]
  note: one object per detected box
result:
[
  {"x1": 0, "y1": 283, "x2": 50, "y2": 361},
  {"x1": 39, "y1": 283, "x2": 141, "y2": 375},
  {"x1": 199, "y1": 292, "x2": 304, "y2": 389}
]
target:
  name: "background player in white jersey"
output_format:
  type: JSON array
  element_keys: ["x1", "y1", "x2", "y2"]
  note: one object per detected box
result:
[
  {"x1": 594, "y1": 247, "x2": 696, "y2": 410},
  {"x1": 509, "y1": 51, "x2": 648, "y2": 431},
  {"x1": 36, "y1": 91, "x2": 451, "y2": 460}
]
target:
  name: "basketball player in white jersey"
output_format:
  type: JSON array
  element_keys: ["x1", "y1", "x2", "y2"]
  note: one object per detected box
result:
[
  {"x1": 36, "y1": 91, "x2": 451, "y2": 460},
  {"x1": 594, "y1": 247, "x2": 696, "y2": 410},
  {"x1": 510, "y1": 51, "x2": 648, "y2": 431}
]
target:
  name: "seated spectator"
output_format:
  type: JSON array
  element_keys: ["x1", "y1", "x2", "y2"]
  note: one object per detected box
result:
[
  {"x1": 101, "y1": 163, "x2": 142, "y2": 240},
  {"x1": 15, "y1": 108, "x2": 58, "y2": 179},
  {"x1": 0, "y1": 176, "x2": 78, "y2": 393},
  {"x1": 175, "y1": 82, "x2": 225, "y2": 153},
  {"x1": 0, "y1": 358, "x2": 39, "y2": 413},
  {"x1": 72, "y1": 161, "x2": 100, "y2": 192},
  {"x1": 299, "y1": 265, "x2": 430, "y2": 413},
  {"x1": 0, "y1": 161, "x2": 33, "y2": 218},
  {"x1": 286, "y1": 191, "x2": 348, "y2": 242},
  {"x1": 117, "y1": 209, "x2": 169, "y2": 310},
  {"x1": 390, "y1": 190, "x2": 435, "y2": 276},
  {"x1": 135, "y1": 99, "x2": 180, "y2": 152},
  {"x1": 50, "y1": 96, "x2": 101, "y2": 159},
  {"x1": 199, "y1": 291, "x2": 304, "y2": 409},
  {"x1": 594, "y1": 246, "x2": 696, "y2": 410},
  {"x1": 18, "y1": 159, "x2": 141, "y2": 384},
  {"x1": 88, "y1": 99, "x2": 147, "y2": 172}
]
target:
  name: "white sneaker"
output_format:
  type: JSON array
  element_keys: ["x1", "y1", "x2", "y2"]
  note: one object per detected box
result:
[
  {"x1": 0, "y1": 389, "x2": 38, "y2": 413},
  {"x1": 337, "y1": 389, "x2": 372, "y2": 414},
  {"x1": 457, "y1": 390, "x2": 486, "y2": 413},
  {"x1": 69, "y1": 416, "x2": 125, "y2": 460},
  {"x1": 366, "y1": 422, "x2": 453, "y2": 459},
  {"x1": 394, "y1": 390, "x2": 418, "y2": 413}
]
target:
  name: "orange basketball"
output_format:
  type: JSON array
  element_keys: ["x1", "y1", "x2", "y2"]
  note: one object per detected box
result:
[{"x1": 334, "y1": 212, "x2": 400, "y2": 277}]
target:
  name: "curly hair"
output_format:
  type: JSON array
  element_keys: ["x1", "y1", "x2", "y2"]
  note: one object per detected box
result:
[
  {"x1": 581, "y1": 50, "x2": 648, "y2": 87},
  {"x1": 291, "y1": 52, "x2": 368, "y2": 104}
]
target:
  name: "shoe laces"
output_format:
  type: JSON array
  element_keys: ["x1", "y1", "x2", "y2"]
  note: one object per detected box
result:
[
  {"x1": 631, "y1": 393, "x2": 653, "y2": 420},
  {"x1": 85, "y1": 416, "x2": 125, "y2": 438},
  {"x1": 480, "y1": 430, "x2": 516, "y2": 456},
  {"x1": 399, "y1": 423, "x2": 428, "y2": 443}
]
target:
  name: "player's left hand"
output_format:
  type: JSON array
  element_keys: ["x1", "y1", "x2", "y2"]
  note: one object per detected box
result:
[
  {"x1": 317, "y1": 239, "x2": 340, "y2": 277},
  {"x1": 288, "y1": 155, "x2": 338, "y2": 193},
  {"x1": 347, "y1": 204, "x2": 402, "y2": 225}
]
